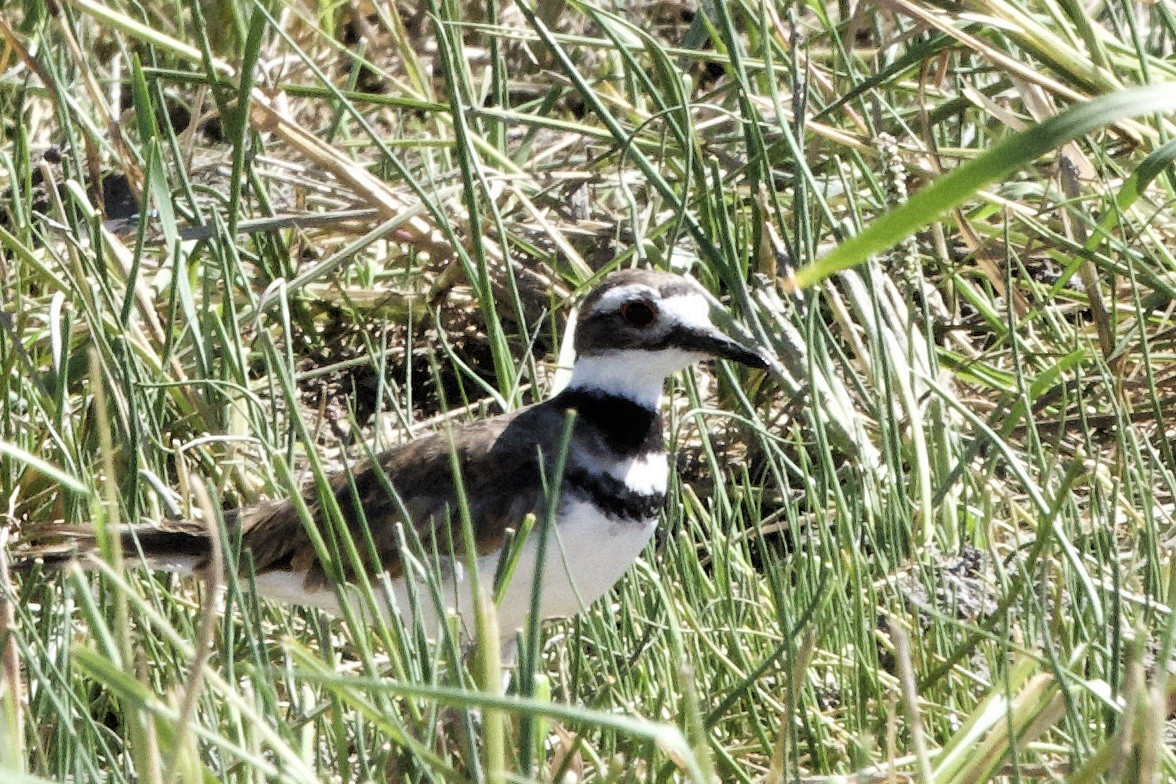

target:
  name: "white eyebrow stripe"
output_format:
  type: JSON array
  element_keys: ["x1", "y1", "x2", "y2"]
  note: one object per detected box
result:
[
  {"x1": 593, "y1": 284, "x2": 658, "y2": 312},
  {"x1": 592, "y1": 286, "x2": 713, "y2": 330}
]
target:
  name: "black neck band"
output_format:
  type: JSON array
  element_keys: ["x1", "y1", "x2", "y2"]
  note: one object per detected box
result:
[{"x1": 553, "y1": 387, "x2": 662, "y2": 456}]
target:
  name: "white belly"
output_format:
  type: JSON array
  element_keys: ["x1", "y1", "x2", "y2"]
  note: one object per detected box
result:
[
  {"x1": 489, "y1": 499, "x2": 659, "y2": 634},
  {"x1": 251, "y1": 500, "x2": 659, "y2": 641}
]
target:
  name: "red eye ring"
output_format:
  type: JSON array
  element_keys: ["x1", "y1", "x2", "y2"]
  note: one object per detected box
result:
[{"x1": 620, "y1": 300, "x2": 658, "y2": 328}]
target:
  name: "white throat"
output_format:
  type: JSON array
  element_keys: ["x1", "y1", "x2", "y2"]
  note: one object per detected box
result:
[{"x1": 564, "y1": 349, "x2": 700, "y2": 408}]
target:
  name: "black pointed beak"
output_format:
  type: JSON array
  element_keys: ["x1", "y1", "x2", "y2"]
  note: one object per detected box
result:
[{"x1": 684, "y1": 327, "x2": 771, "y2": 369}]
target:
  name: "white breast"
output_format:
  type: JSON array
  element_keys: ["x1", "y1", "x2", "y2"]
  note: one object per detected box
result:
[
  {"x1": 490, "y1": 499, "x2": 659, "y2": 633},
  {"x1": 601, "y1": 451, "x2": 669, "y2": 495}
]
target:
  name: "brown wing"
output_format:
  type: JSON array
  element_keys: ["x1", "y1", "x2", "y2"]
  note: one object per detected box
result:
[
  {"x1": 237, "y1": 401, "x2": 568, "y2": 588},
  {"x1": 12, "y1": 402, "x2": 569, "y2": 586}
]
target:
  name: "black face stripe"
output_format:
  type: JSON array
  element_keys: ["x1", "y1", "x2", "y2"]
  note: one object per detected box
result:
[
  {"x1": 578, "y1": 326, "x2": 704, "y2": 356},
  {"x1": 553, "y1": 388, "x2": 663, "y2": 456},
  {"x1": 575, "y1": 324, "x2": 765, "y2": 370},
  {"x1": 564, "y1": 467, "x2": 665, "y2": 521},
  {"x1": 573, "y1": 307, "x2": 710, "y2": 356}
]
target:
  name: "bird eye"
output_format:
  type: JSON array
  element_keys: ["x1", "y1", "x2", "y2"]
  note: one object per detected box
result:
[{"x1": 620, "y1": 300, "x2": 658, "y2": 328}]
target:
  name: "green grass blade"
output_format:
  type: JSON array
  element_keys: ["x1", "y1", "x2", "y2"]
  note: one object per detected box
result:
[{"x1": 794, "y1": 83, "x2": 1176, "y2": 288}]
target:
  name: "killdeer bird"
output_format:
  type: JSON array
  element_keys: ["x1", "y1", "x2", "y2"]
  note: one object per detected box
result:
[{"x1": 18, "y1": 269, "x2": 769, "y2": 642}]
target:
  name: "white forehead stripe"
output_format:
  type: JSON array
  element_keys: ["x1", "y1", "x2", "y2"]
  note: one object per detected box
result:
[{"x1": 657, "y1": 293, "x2": 712, "y2": 328}]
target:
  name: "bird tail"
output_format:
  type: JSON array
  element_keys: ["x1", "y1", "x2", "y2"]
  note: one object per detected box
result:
[{"x1": 10, "y1": 520, "x2": 217, "y2": 575}]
